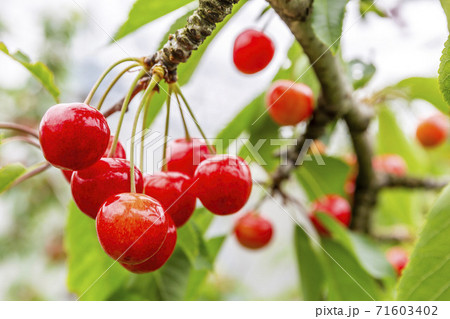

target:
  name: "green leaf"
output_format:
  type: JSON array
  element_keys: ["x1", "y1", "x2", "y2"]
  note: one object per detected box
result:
[
  {"x1": 312, "y1": 0, "x2": 349, "y2": 53},
  {"x1": 321, "y1": 238, "x2": 381, "y2": 301},
  {"x1": 440, "y1": 0, "x2": 450, "y2": 32},
  {"x1": 65, "y1": 201, "x2": 130, "y2": 300},
  {"x1": 392, "y1": 77, "x2": 449, "y2": 113},
  {"x1": 296, "y1": 156, "x2": 350, "y2": 201},
  {"x1": 348, "y1": 59, "x2": 376, "y2": 90},
  {"x1": 294, "y1": 226, "x2": 324, "y2": 300},
  {"x1": 439, "y1": 37, "x2": 450, "y2": 109},
  {"x1": 0, "y1": 42, "x2": 60, "y2": 102},
  {"x1": 397, "y1": 184, "x2": 450, "y2": 300},
  {"x1": 0, "y1": 163, "x2": 26, "y2": 194},
  {"x1": 113, "y1": 0, "x2": 194, "y2": 41}
]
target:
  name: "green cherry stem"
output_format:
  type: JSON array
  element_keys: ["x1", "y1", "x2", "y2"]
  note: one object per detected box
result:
[
  {"x1": 129, "y1": 69, "x2": 163, "y2": 193},
  {"x1": 109, "y1": 69, "x2": 146, "y2": 157},
  {"x1": 96, "y1": 63, "x2": 140, "y2": 111},
  {"x1": 139, "y1": 91, "x2": 156, "y2": 172},
  {"x1": 161, "y1": 87, "x2": 172, "y2": 172},
  {"x1": 174, "y1": 84, "x2": 215, "y2": 154},
  {"x1": 84, "y1": 57, "x2": 143, "y2": 106},
  {"x1": 174, "y1": 88, "x2": 190, "y2": 141}
]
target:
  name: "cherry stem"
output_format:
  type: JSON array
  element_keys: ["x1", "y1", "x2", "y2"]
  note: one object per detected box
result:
[
  {"x1": 161, "y1": 87, "x2": 172, "y2": 172},
  {"x1": 129, "y1": 69, "x2": 163, "y2": 193},
  {"x1": 84, "y1": 57, "x2": 143, "y2": 106},
  {"x1": 10, "y1": 162, "x2": 51, "y2": 189},
  {"x1": 1, "y1": 136, "x2": 41, "y2": 148},
  {"x1": 0, "y1": 122, "x2": 39, "y2": 139},
  {"x1": 174, "y1": 89, "x2": 190, "y2": 141},
  {"x1": 139, "y1": 91, "x2": 155, "y2": 173},
  {"x1": 96, "y1": 63, "x2": 140, "y2": 111},
  {"x1": 173, "y1": 84, "x2": 215, "y2": 154},
  {"x1": 109, "y1": 69, "x2": 146, "y2": 157}
]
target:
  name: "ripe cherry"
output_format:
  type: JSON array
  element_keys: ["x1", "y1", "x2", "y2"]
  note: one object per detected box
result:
[
  {"x1": 372, "y1": 154, "x2": 407, "y2": 176},
  {"x1": 416, "y1": 115, "x2": 448, "y2": 148},
  {"x1": 233, "y1": 29, "x2": 275, "y2": 74},
  {"x1": 39, "y1": 103, "x2": 110, "y2": 170},
  {"x1": 62, "y1": 136, "x2": 126, "y2": 182},
  {"x1": 121, "y1": 216, "x2": 177, "y2": 273},
  {"x1": 143, "y1": 172, "x2": 196, "y2": 228},
  {"x1": 234, "y1": 212, "x2": 273, "y2": 249},
  {"x1": 194, "y1": 155, "x2": 252, "y2": 215},
  {"x1": 386, "y1": 247, "x2": 409, "y2": 276},
  {"x1": 71, "y1": 158, "x2": 143, "y2": 219},
  {"x1": 96, "y1": 193, "x2": 168, "y2": 265},
  {"x1": 266, "y1": 80, "x2": 314, "y2": 126},
  {"x1": 166, "y1": 138, "x2": 212, "y2": 177},
  {"x1": 310, "y1": 195, "x2": 351, "y2": 235}
]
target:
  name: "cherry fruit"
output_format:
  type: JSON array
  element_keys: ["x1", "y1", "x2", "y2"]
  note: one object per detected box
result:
[
  {"x1": 234, "y1": 212, "x2": 273, "y2": 249},
  {"x1": 121, "y1": 216, "x2": 177, "y2": 273},
  {"x1": 372, "y1": 154, "x2": 407, "y2": 176},
  {"x1": 416, "y1": 115, "x2": 448, "y2": 148},
  {"x1": 62, "y1": 136, "x2": 126, "y2": 182},
  {"x1": 96, "y1": 193, "x2": 168, "y2": 265},
  {"x1": 266, "y1": 80, "x2": 314, "y2": 126},
  {"x1": 194, "y1": 155, "x2": 252, "y2": 215},
  {"x1": 166, "y1": 138, "x2": 212, "y2": 177},
  {"x1": 310, "y1": 195, "x2": 351, "y2": 235},
  {"x1": 233, "y1": 29, "x2": 275, "y2": 74},
  {"x1": 386, "y1": 247, "x2": 409, "y2": 276},
  {"x1": 39, "y1": 103, "x2": 110, "y2": 170},
  {"x1": 71, "y1": 158, "x2": 143, "y2": 219},
  {"x1": 144, "y1": 171, "x2": 196, "y2": 227}
]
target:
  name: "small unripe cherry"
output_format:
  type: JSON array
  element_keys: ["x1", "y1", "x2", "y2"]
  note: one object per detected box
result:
[
  {"x1": 372, "y1": 154, "x2": 407, "y2": 176},
  {"x1": 39, "y1": 103, "x2": 110, "y2": 170},
  {"x1": 233, "y1": 29, "x2": 275, "y2": 74},
  {"x1": 121, "y1": 216, "x2": 177, "y2": 273},
  {"x1": 194, "y1": 155, "x2": 252, "y2": 215},
  {"x1": 71, "y1": 158, "x2": 143, "y2": 219},
  {"x1": 166, "y1": 138, "x2": 212, "y2": 177},
  {"x1": 416, "y1": 115, "x2": 448, "y2": 148},
  {"x1": 96, "y1": 193, "x2": 169, "y2": 265},
  {"x1": 386, "y1": 247, "x2": 409, "y2": 276},
  {"x1": 143, "y1": 171, "x2": 196, "y2": 228},
  {"x1": 310, "y1": 195, "x2": 351, "y2": 235},
  {"x1": 266, "y1": 80, "x2": 314, "y2": 126},
  {"x1": 62, "y1": 135, "x2": 126, "y2": 182},
  {"x1": 234, "y1": 212, "x2": 273, "y2": 249}
]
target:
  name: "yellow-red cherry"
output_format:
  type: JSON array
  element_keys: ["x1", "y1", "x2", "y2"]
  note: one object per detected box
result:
[
  {"x1": 372, "y1": 154, "x2": 407, "y2": 176},
  {"x1": 416, "y1": 115, "x2": 448, "y2": 148},
  {"x1": 233, "y1": 29, "x2": 275, "y2": 74},
  {"x1": 234, "y1": 211, "x2": 273, "y2": 249},
  {"x1": 96, "y1": 193, "x2": 169, "y2": 265},
  {"x1": 310, "y1": 195, "x2": 351, "y2": 235},
  {"x1": 39, "y1": 103, "x2": 110, "y2": 170}
]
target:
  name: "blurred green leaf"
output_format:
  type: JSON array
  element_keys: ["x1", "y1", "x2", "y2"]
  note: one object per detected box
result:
[
  {"x1": 397, "y1": 184, "x2": 450, "y2": 300},
  {"x1": 113, "y1": 0, "x2": 194, "y2": 41},
  {"x1": 294, "y1": 226, "x2": 324, "y2": 300},
  {"x1": 0, "y1": 163, "x2": 26, "y2": 194},
  {"x1": 439, "y1": 37, "x2": 450, "y2": 109},
  {"x1": 360, "y1": 0, "x2": 387, "y2": 18},
  {"x1": 0, "y1": 42, "x2": 60, "y2": 102},
  {"x1": 65, "y1": 201, "x2": 130, "y2": 301},
  {"x1": 440, "y1": 0, "x2": 450, "y2": 32},
  {"x1": 312, "y1": 0, "x2": 349, "y2": 53},
  {"x1": 348, "y1": 59, "x2": 376, "y2": 90},
  {"x1": 296, "y1": 156, "x2": 350, "y2": 201},
  {"x1": 176, "y1": 222, "x2": 200, "y2": 265}
]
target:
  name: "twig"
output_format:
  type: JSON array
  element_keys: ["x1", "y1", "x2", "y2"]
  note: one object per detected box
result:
[
  {"x1": 10, "y1": 162, "x2": 51, "y2": 188},
  {"x1": 1, "y1": 136, "x2": 41, "y2": 148},
  {"x1": 378, "y1": 174, "x2": 448, "y2": 190},
  {"x1": 0, "y1": 122, "x2": 39, "y2": 138}
]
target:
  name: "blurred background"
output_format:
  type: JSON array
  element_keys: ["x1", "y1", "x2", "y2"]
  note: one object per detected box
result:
[{"x1": 0, "y1": 0, "x2": 447, "y2": 300}]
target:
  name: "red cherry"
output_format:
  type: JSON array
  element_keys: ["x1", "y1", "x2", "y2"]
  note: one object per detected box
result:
[
  {"x1": 310, "y1": 195, "x2": 351, "y2": 235},
  {"x1": 96, "y1": 193, "x2": 168, "y2": 265},
  {"x1": 62, "y1": 135, "x2": 126, "y2": 182},
  {"x1": 266, "y1": 80, "x2": 314, "y2": 126},
  {"x1": 143, "y1": 172, "x2": 196, "y2": 228},
  {"x1": 233, "y1": 29, "x2": 275, "y2": 74},
  {"x1": 194, "y1": 155, "x2": 252, "y2": 215},
  {"x1": 121, "y1": 216, "x2": 177, "y2": 273},
  {"x1": 386, "y1": 247, "x2": 409, "y2": 276},
  {"x1": 71, "y1": 158, "x2": 143, "y2": 219},
  {"x1": 166, "y1": 138, "x2": 212, "y2": 177},
  {"x1": 416, "y1": 115, "x2": 448, "y2": 148},
  {"x1": 39, "y1": 103, "x2": 110, "y2": 170},
  {"x1": 372, "y1": 154, "x2": 407, "y2": 176},
  {"x1": 234, "y1": 212, "x2": 273, "y2": 249}
]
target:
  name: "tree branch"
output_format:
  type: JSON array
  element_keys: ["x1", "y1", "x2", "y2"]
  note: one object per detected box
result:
[{"x1": 378, "y1": 174, "x2": 448, "y2": 190}]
